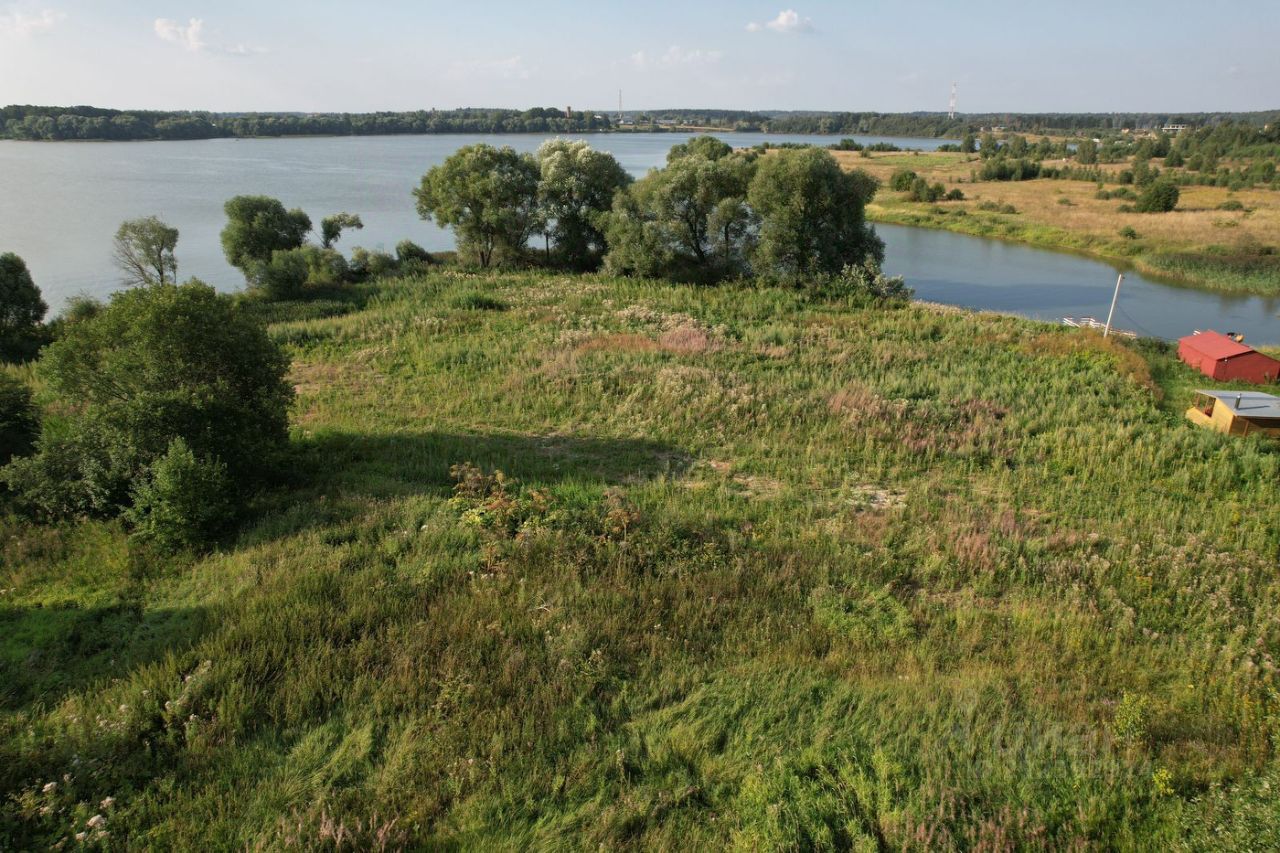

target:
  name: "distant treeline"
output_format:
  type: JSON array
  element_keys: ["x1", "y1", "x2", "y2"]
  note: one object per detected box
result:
[
  {"x1": 0, "y1": 105, "x2": 614, "y2": 141},
  {"x1": 4, "y1": 104, "x2": 1279, "y2": 142},
  {"x1": 762, "y1": 111, "x2": 1280, "y2": 138}
]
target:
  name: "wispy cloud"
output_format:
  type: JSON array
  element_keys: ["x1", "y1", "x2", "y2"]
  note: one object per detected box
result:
[
  {"x1": 154, "y1": 17, "x2": 263, "y2": 55},
  {"x1": 746, "y1": 9, "x2": 814, "y2": 34},
  {"x1": 0, "y1": 6, "x2": 66, "y2": 37},
  {"x1": 630, "y1": 45, "x2": 723, "y2": 71},
  {"x1": 448, "y1": 55, "x2": 532, "y2": 80},
  {"x1": 154, "y1": 17, "x2": 204, "y2": 51}
]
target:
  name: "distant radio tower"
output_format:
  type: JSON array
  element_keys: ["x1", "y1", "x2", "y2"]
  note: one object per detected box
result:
[
  {"x1": 618, "y1": 89, "x2": 623, "y2": 123},
  {"x1": 948, "y1": 82, "x2": 958, "y2": 120}
]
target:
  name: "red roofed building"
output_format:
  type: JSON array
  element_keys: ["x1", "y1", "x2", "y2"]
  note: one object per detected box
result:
[{"x1": 1178, "y1": 331, "x2": 1280, "y2": 384}]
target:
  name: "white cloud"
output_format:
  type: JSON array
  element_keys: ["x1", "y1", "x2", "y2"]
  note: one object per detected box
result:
[
  {"x1": 154, "y1": 17, "x2": 205, "y2": 52},
  {"x1": 448, "y1": 55, "x2": 532, "y2": 80},
  {"x1": 747, "y1": 9, "x2": 814, "y2": 34},
  {"x1": 630, "y1": 45, "x2": 723, "y2": 71},
  {"x1": 0, "y1": 7, "x2": 66, "y2": 37},
  {"x1": 154, "y1": 17, "x2": 264, "y2": 55}
]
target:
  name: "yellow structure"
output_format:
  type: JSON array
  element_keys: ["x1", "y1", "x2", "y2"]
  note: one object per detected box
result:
[{"x1": 1186, "y1": 390, "x2": 1280, "y2": 438}]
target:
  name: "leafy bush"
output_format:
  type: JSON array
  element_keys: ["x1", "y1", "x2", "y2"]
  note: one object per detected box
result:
[
  {"x1": 815, "y1": 259, "x2": 912, "y2": 302},
  {"x1": 945, "y1": 188, "x2": 965, "y2": 201},
  {"x1": 2, "y1": 281, "x2": 292, "y2": 519},
  {"x1": 1135, "y1": 180, "x2": 1180, "y2": 213},
  {"x1": 251, "y1": 248, "x2": 310, "y2": 300},
  {"x1": 1217, "y1": 199, "x2": 1245, "y2": 211},
  {"x1": 1120, "y1": 226, "x2": 1139, "y2": 240},
  {"x1": 889, "y1": 169, "x2": 918, "y2": 192},
  {"x1": 0, "y1": 373, "x2": 37, "y2": 468},
  {"x1": 299, "y1": 246, "x2": 349, "y2": 286},
  {"x1": 976, "y1": 200, "x2": 1018, "y2": 214},
  {"x1": 979, "y1": 158, "x2": 1041, "y2": 181},
  {"x1": 124, "y1": 437, "x2": 235, "y2": 551},
  {"x1": 907, "y1": 177, "x2": 945, "y2": 203},
  {"x1": 0, "y1": 253, "x2": 48, "y2": 363},
  {"x1": 395, "y1": 240, "x2": 433, "y2": 265},
  {"x1": 350, "y1": 247, "x2": 398, "y2": 278}
]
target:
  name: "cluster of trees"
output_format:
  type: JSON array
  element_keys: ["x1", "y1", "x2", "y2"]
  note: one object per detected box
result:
[
  {"x1": 217, "y1": 197, "x2": 432, "y2": 298},
  {"x1": 416, "y1": 137, "x2": 889, "y2": 284},
  {"x1": 0, "y1": 256, "x2": 293, "y2": 551},
  {"x1": 889, "y1": 169, "x2": 962, "y2": 202},
  {"x1": 1, "y1": 105, "x2": 612, "y2": 141},
  {"x1": 764, "y1": 111, "x2": 1280, "y2": 139}
]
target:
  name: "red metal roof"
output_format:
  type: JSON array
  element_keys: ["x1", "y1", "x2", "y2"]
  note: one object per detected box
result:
[{"x1": 1179, "y1": 330, "x2": 1254, "y2": 361}]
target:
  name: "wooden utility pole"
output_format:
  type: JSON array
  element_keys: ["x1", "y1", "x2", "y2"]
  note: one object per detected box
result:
[{"x1": 1103, "y1": 273, "x2": 1124, "y2": 338}]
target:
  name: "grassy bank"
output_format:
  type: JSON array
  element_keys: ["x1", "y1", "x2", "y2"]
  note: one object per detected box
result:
[
  {"x1": 838, "y1": 150, "x2": 1280, "y2": 296},
  {"x1": 4, "y1": 270, "x2": 1280, "y2": 848}
]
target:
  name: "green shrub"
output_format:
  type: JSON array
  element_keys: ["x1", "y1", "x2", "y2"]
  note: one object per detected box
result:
[
  {"x1": 125, "y1": 437, "x2": 235, "y2": 551},
  {"x1": 2, "y1": 281, "x2": 291, "y2": 518},
  {"x1": 1217, "y1": 199, "x2": 1245, "y2": 211},
  {"x1": 907, "y1": 178, "x2": 946, "y2": 203},
  {"x1": 0, "y1": 373, "x2": 37, "y2": 468},
  {"x1": 251, "y1": 248, "x2": 310, "y2": 299},
  {"x1": 814, "y1": 259, "x2": 912, "y2": 302},
  {"x1": 395, "y1": 240, "x2": 433, "y2": 265},
  {"x1": 977, "y1": 200, "x2": 1018, "y2": 214},
  {"x1": 299, "y1": 246, "x2": 349, "y2": 286},
  {"x1": 350, "y1": 247, "x2": 398, "y2": 278},
  {"x1": 1119, "y1": 226, "x2": 1139, "y2": 240},
  {"x1": 889, "y1": 169, "x2": 918, "y2": 192},
  {"x1": 1135, "y1": 180, "x2": 1180, "y2": 213},
  {"x1": 0, "y1": 252, "x2": 48, "y2": 363},
  {"x1": 979, "y1": 157, "x2": 1040, "y2": 181},
  {"x1": 944, "y1": 188, "x2": 965, "y2": 201}
]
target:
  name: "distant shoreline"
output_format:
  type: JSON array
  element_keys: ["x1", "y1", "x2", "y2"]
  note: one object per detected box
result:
[
  {"x1": 0, "y1": 127, "x2": 954, "y2": 144},
  {"x1": 0, "y1": 126, "x2": 962, "y2": 143}
]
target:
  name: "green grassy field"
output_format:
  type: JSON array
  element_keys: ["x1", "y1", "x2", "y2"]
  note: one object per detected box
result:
[{"x1": 4, "y1": 270, "x2": 1280, "y2": 849}]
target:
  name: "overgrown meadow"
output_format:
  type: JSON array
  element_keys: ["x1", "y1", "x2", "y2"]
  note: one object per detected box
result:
[{"x1": 3, "y1": 270, "x2": 1280, "y2": 849}]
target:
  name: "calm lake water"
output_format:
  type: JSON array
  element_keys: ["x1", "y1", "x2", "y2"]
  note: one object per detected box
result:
[{"x1": 1, "y1": 132, "x2": 1277, "y2": 342}]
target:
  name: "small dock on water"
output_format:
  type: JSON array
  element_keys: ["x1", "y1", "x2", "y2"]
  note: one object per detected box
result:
[{"x1": 1062, "y1": 317, "x2": 1137, "y2": 339}]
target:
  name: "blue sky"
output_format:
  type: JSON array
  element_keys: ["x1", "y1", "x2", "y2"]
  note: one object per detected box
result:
[{"x1": 2, "y1": 1, "x2": 1277, "y2": 112}]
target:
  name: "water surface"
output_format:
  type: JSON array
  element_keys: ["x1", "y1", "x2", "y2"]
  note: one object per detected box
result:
[{"x1": 1, "y1": 132, "x2": 1276, "y2": 343}]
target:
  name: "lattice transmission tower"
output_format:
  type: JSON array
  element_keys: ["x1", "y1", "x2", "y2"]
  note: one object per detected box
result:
[{"x1": 948, "y1": 82, "x2": 958, "y2": 120}]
